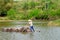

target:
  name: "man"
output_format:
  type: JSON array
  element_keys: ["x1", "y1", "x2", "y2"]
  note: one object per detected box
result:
[
  {"x1": 20, "y1": 19, "x2": 35, "y2": 32},
  {"x1": 28, "y1": 19, "x2": 35, "y2": 32}
]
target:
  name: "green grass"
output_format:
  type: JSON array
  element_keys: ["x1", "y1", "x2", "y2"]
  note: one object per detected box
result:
[{"x1": 48, "y1": 19, "x2": 60, "y2": 26}]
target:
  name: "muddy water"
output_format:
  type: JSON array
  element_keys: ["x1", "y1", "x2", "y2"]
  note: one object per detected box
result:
[{"x1": 0, "y1": 21, "x2": 60, "y2": 40}]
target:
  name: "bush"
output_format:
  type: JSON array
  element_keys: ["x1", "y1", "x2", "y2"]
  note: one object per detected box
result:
[
  {"x1": 56, "y1": 9, "x2": 60, "y2": 17},
  {"x1": 27, "y1": 9, "x2": 40, "y2": 19},
  {"x1": 35, "y1": 10, "x2": 49, "y2": 20},
  {"x1": 22, "y1": 2, "x2": 28, "y2": 10},
  {"x1": 7, "y1": 9, "x2": 17, "y2": 20}
]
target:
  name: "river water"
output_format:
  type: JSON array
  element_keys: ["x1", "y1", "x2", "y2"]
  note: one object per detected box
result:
[{"x1": 0, "y1": 21, "x2": 60, "y2": 40}]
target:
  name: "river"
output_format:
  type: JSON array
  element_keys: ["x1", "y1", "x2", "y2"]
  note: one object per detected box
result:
[{"x1": 0, "y1": 20, "x2": 60, "y2": 40}]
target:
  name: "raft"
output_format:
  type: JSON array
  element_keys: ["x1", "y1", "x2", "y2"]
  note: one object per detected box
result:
[{"x1": 2, "y1": 27, "x2": 31, "y2": 32}]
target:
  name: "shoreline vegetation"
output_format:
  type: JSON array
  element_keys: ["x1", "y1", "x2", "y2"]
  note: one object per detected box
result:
[
  {"x1": 48, "y1": 19, "x2": 60, "y2": 26},
  {"x1": 0, "y1": 0, "x2": 60, "y2": 26},
  {"x1": 0, "y1": 18, "x2": 60, "y2": 26}
]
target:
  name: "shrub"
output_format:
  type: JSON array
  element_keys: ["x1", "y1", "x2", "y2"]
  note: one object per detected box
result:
[
  {"x1": 35, "y1": 10, "x2": 49, "y2": 20},
  {"x1": 7, "y1": 9, "x2": 16, "y2": 20},
  {"x1": 27, "y1": 9, "x2": 40, "y2": 19}
]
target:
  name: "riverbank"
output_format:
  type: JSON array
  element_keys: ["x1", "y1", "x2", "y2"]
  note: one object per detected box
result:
[
  {"x1": 48, "y1": 19, "x2": 60, "y2": 26},
  {"x1": 0, "y1": 18, "x2": 60, "y2": 26}
]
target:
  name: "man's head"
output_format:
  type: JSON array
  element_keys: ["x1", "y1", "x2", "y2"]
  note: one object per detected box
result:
[
  {"x1": 28, "y1": 19, "x2": 33, "y2": 26},
  {"x1": 28, "y1": 19, "x2": 32, "y2": 22}
]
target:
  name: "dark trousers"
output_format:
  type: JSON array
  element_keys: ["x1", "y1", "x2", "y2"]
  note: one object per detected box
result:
[{"x1": 30, "y1": 26, "x2": 35, "y2": 32}]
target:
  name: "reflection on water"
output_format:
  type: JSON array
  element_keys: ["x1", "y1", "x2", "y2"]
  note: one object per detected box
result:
[{"x1": 0, "y1": 21, "x2": 60, "y2": 40}]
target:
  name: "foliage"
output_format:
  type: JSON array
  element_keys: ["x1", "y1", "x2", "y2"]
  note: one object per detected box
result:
[
  {"x1": 7, "y1": 9, "x2": 16, "y2": 20},
  {"x1": 22, "y1": 2, "x2": 28, "y2": 10},
  {"x1": 0, "y1": 0, "x2": 13, "y2": 16},
  {"x1": 0, "y1": 0, "x2": 60, "y2": 20},
  {"x1": 29, "y1": 1, "x2": 36, "y2": 9}
]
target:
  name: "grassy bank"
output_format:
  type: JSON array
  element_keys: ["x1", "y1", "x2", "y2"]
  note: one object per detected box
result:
[{"x1": 48, "y1": 19, "x2": 60, "y2": 26}]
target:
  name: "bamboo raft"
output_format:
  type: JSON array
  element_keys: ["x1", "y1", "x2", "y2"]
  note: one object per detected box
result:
[{"x1": 2, "y1": 27, "x2": 31, "y2": 32}]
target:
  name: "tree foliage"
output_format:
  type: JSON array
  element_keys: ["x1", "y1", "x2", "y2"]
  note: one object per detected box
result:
[
  {"x1": 0, "y1": 0, "x2": 13, "y2": 16},
  {"x1": 0, "y1": 0, "x2": 60, "y2": 20}
]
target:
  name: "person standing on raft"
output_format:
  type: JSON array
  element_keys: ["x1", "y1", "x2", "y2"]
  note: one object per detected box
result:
[{"x1": 28, "y1": 19, "x2": 35, "y2": 32}]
